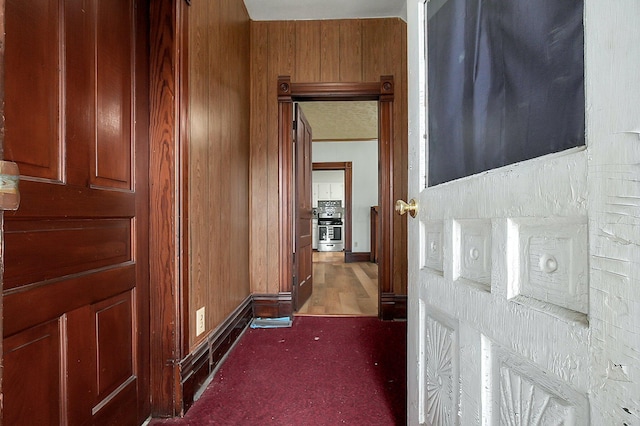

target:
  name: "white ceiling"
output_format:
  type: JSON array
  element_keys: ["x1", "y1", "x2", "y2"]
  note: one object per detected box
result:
[{"x1": 243, "y1": 0, "x2": 407, "y2": 22}]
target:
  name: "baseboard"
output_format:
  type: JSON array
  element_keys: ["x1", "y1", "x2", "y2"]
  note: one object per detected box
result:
[
  {"x1": 380, "y1": 293, "x2": 407, "y2": 320},
  {"x1": 344, "y1": 251, "x2": 372, "y2": 263},
  {"x1": 252, "y1": 292, "x2": 293, "y2": 318},
  {"x1": 180, "y1": 295, "x2": 253, "y2": 413}
]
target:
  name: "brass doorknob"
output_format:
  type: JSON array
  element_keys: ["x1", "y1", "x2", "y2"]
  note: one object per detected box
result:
[{"x1": 395, "y1": 199, "x2": 418, "y2": 218}]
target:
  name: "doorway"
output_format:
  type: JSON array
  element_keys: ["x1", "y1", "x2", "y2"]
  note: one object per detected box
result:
[
  {"x1": 277, "y1": 76, "x2": 396, "y2": 319},
  {"x1": 300, "y1": 153, "x2": 379, "y2": 316}
]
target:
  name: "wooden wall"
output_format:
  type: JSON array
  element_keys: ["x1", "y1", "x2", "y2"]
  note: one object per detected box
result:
[
  {"x1": 250, "y1": 19, "x2": 408, "y2": 297},
  {"x1": 187, "y1": 0, "x2": 251, "y2": 347}
]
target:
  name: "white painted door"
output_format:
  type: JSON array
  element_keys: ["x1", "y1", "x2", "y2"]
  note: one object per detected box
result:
[{"x1": 406, "y1": 1, "x2": 640, "y2": 424}]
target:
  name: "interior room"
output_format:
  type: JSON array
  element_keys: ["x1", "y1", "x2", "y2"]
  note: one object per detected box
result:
[
  {"x1": 0, "y1": 0, "x2": 638, "y2": 424},
  {"x1": 296, "y1": 101, "x2": 380, "y2": 317}
]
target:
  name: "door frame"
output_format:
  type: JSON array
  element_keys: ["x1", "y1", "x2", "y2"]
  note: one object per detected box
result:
[
  {"x1": 312, "y1": 161, "x2": 353, "y2": 256},
  {"x1": 278, "y1": 75, "x2": 395, "y2": 319}
]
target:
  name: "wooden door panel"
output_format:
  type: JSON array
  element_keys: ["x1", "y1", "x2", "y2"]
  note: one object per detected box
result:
[
  {"x1": 3, "y1": 218, "x2": 132, "y2": 290},
  {"x1": 94, "y1": 292, "x2": 134, "y2": 400},
  {"x1": 3, "y1": 265, "x2": 136, "y2": 344},
  {"x1": 3, "y1": 0, "x2": 147, "y2": 424},
  {"x1": 4, "y1": 0, "x2": 62, "y2": 181},
  {"x1": 94, "y1": 0, "x2": 133, "y2": 189},
  {"x1": 295, "y1": 105, "x2": 313, "y2": 309},
  {"x1": 3, "y1": 320, "x2": 62, "y2": 425}
]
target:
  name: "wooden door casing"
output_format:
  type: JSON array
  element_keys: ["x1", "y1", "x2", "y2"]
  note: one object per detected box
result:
[
  {"x1": 2, "y1": 0, "x2": 150, "y2": 424},
  {"x1": 277, "y1": 76, "x2": 397, "y2": 320},
  {"x1": 294, "y1": 105, "x2": 314, "y2": 309}
]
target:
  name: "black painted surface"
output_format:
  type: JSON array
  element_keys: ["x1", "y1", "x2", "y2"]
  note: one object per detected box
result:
[{"x1": 427, "y1": 0, "x2": 585, "y2": 186}]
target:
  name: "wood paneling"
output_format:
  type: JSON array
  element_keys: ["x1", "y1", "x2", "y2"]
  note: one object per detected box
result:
[
  {"x1": 249, "y1": 18, "x2": 408, "y2": 300},
  {"x1": 295, "y1": 21, "x2": 321, "y2": 81},
  {"x1": 148, "y1": 0, "x2": 251, "y2": 417},
  {"x1": 186, "y1": 0, "x2": 251, "y2": 346},
  {"x1": 249, "y1": 21, "x2": 269, "y2": 294},
  {"x1": 339, "y1": 20, "x2": 363, "y2": 82},
  {"x1": 3, "y1": 0, "x2": 150, "y2": 424}
]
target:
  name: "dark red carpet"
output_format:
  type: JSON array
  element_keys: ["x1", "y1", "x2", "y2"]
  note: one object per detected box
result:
[{"x1": 151, "y1": 316, "x2": 406, "y2": 425}]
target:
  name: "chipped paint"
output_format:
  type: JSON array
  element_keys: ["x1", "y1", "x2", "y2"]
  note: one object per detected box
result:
[{"x1": 407, "y1": 0, "x2": 640, "y2": 423}]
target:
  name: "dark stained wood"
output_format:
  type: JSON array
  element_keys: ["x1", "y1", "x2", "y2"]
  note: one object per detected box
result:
[
  {"x1": 149, "y1": 0, "x2": 252, "y2": 417},
  {"x1": 149, "y1": 0, "x2": 183, "y2": 417},
  {"x1": 133, "y1": 0, "x2": 152, "y2": 419},
  {"x1": 3, "y1": 1, "x2": 150, "y2": 424},
  {"x1": 3, "y1": 320, "x2": 61, "y2": 425},
  {"x1": 3, "y1": 265, "x2": 135, "y2": 337},
  {"x1": 0, "y1": 0, "x2": 5, "y2": 406},
  {"x1": 370, "y1": 205, "x2": 379, "y2": 263},
  {"x1": 94, "y1": 293, "x2": 134, "y2": 399},
  {"x1": 4, "y1": 0, "x2": 61, "y2": 181},
  {"x1": 278, "y1": 77, "x2": 295, "y2": 296},
  {"x1": 93, "y1": 0, "x2": 133, "y2": 190},
  {"x1": 294, "y1": 105, "x2": 314, "y2": 309},
  {"x1": 278, "y1": 76, "x2": 395, "y2": 320},
  {"x1": 252, "y1": 293, "x2": 293, "y2": 318},
  {"x1": 378, "y1": 76, "x2": 394, "y2": 305},
  {"x1": 290, "y1": 81, "x2": 381, "y2": 100},
  {"x1": 181, "y1": 296, "x2": 252, "y2": 412},
  {"x1": 3, "y1": 219, "x2": 132, "y2": 290},
  {"x1": 380, "y1": 294, "x2": 407, "y2": 321},
  {"x1": 345, "y1": 251, "x2": 372, "y2": 263}
]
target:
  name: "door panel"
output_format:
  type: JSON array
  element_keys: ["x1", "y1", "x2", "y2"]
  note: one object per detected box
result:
[
  {"x1": 294, "y1": 104, "x2": 314, "y2": 309},
  {"x1": 3, "y1": 320, "x2": 62, "y2": 425},
  {"x1": 2, "y1": 0, "x2": 148, "y2": 424},
  {"x1": 95, "y1": 292, "x2": 134, "y2": 399},
  {"x1": 407, "y1": 1, "x2": 592, "y2": 424},
  {"x1": 5, "y1": 0, "x2": 62, "y2": 181},
  {"x1": 94, "y1": 0, "x2": 133, "y2": 189}
]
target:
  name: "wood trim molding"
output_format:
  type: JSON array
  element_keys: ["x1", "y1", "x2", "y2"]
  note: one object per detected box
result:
[
  {"x1": 344, "y1": 251, "x2": 371, "y2": 263},
  {"x1": 149, "y1": 0, "x2": 187, "y2": 416},
  {"x1": 278, "y1": 76, "x2": 395, "y2": 320},
  {"x1": 278, "y1": 77, "x2": 294, "y2": 294},
  {"x1": 312, "y1": 161, "x2": 352, "y2": 252},
  {"x1": 380, "y1": 293, "x2": 407, "y2": 320},
  {"x1": 252, "y1": 292, "x2": 293, "y2": 318},
  {"x1": 180, "y1": 296, "x2": 252, "y2": 413}
]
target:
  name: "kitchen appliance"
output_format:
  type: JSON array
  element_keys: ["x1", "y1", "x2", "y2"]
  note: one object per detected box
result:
[
  {"x1": 317, "y1": 201, "x2": 344, "y2": 252},
  {"x1": 312, "y1": 208, "x2": 318, "y2": 250}
]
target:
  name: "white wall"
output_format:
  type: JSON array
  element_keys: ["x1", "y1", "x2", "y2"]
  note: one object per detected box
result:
[{"x1": 313, "y1": 141, "x2": 378, "y2": 252}]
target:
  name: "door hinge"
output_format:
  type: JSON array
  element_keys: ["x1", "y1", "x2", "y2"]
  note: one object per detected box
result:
[{"x1": 292, "y1": 120, "x2": 297, "y2": 131}]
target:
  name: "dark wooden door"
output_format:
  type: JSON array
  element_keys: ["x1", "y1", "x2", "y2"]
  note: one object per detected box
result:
[
  {"x1": 2, "y1": 0, "x2": 149, "y2": 424},
  {"x1": 294, "y1": 105, "x2": 313, "y2": 310}
]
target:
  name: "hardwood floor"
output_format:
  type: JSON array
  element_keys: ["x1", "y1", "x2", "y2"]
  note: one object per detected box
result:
[{"x1": 296, "y1": 252, "x2": 378, "y2": 316}]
